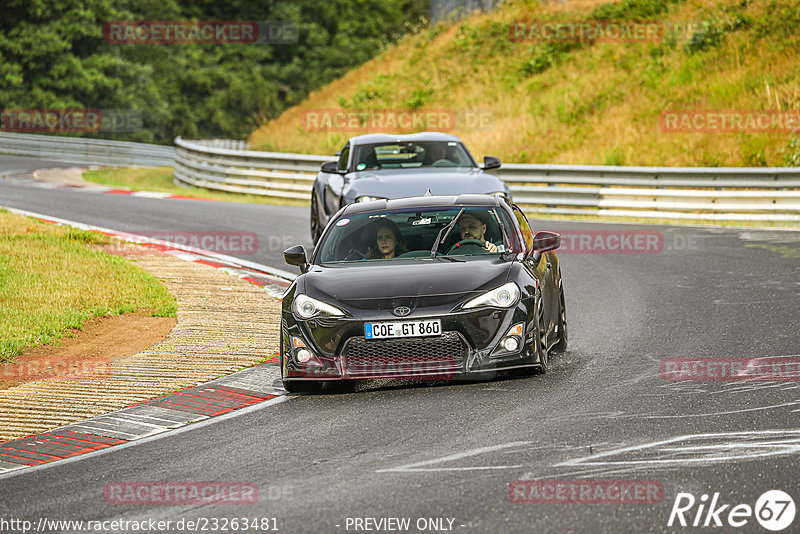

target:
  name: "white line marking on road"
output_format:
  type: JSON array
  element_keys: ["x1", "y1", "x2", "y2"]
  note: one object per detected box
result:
[
  {"x1": 554, "y1": 429, "x2": 800, "y2": 469},
  {"x1": 0, "y1": 395, "x2": 290, "y2": 481},
  {"x1": 376, "y1": 441, "x2": 532, "y2": 473},
  {"x1": 708, "y1": 382, "x2": 786, "y2": 394},
  {"x1": 637, "y1": 401, "x2": 800, "y2": 418},
  {"x1": 131, "y1": 191, "x2": 171, "y2": 198}
]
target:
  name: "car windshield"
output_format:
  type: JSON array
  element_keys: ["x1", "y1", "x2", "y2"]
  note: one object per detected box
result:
[
  {"x1": 352, "y1": 141, "x2": 475, "y2": 170},
  {"x1": 317, "y1": 207, "x2": 523, "y2": 264}
]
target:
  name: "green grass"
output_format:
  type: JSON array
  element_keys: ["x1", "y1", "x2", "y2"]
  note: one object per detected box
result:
[
  {"x1": 0, "y1": 210, "x2": 177, "y2": 363},
  {"x1": 249, "y1": 0, "x2": 800, "y2": 167},
  {"x1": 82, "y1": 167, "x2": 309, "y2": 207}
]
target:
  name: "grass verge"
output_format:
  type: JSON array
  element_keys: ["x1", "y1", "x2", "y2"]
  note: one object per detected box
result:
[
  {"x1": 0, "y1": 210, "x2": 177, "y2": 363},
  {"x1": 82, "y1": 167, "x2": 309, "y2": 207}
]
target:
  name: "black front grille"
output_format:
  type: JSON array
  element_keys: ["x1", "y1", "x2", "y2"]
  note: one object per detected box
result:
[{"x1": 341, "y1": 332, "x2": 467, "y2": 376}]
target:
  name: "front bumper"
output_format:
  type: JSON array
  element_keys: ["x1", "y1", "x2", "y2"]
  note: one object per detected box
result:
[{"x1": 281, "y1": 306, "x2": 537, "y2": 382}]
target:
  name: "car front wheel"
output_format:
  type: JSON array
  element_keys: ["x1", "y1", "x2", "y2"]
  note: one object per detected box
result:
[
  {"x1": 552, "y1": 278, "x2": 568, "y2": 353},
  {"x1": 533, "y1": 292, "x2": 549, "y2": 374}
]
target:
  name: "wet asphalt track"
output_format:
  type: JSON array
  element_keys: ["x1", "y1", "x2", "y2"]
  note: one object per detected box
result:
[{"x1": 1, "y1": 156, "x2": 799, "y2": 533}]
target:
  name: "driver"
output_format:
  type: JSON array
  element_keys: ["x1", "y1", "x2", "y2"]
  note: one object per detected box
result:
[
  {"x1": 426, "y1": 144, "x2": 453, "y2": 166},
  {"x1": 455, "y1": 212, "x2": 498, "y2": 253}
]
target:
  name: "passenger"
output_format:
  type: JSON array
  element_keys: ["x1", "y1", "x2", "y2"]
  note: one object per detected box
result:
[
  {"x1": 365, "y1": 220, "x2": 408, "y2": 259},
  {"x1": 455, "y1": 212, "x2": 499, "y2": 253}
]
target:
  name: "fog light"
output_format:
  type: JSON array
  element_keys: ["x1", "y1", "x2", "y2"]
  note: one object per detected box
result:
[
  {"x1": 296, "y1": 348, "x2": 313, "y2": 363},
  {"x1": 502, "y1": 337, "x2": 520, "y2": 352}
]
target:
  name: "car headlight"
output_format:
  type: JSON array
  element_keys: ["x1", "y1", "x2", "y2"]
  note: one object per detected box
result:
[
  {"x1": 356, "y1": 196, "x2": 386, "y2": 203},
  {"x1": 463, "y1": 282, "x2": 520, "y2": 309},
  {"x1": 292, "y1": 294, "x2": 345, "y2": 319}
]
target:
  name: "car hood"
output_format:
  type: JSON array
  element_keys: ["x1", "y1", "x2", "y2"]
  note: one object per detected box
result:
[
  {"x1": 302, "y1": 257, "x2": 513, "y2": 305},
  {"x1": 343, "y1": 168, "x2": 509, "y2": 201}
]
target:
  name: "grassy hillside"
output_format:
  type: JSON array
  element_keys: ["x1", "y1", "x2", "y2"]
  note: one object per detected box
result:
[{"x1": 249, "y1": 0, "x2": 800, "y2": 167}]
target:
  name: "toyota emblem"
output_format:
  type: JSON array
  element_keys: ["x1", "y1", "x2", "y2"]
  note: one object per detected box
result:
[{"x1": 393, "y1": 306, "x2": 412, "y2": 317}]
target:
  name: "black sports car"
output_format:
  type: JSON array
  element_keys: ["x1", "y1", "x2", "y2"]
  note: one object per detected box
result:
[
  {"x1": 282, "y1": 194, "x2": 567, "y2": 393},
  {"x1": 310, "y1": 132, "x2": 510, "y2": 243}
]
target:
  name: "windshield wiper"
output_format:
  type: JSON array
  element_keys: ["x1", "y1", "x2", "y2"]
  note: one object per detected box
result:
[
  {"x1": 435, "y1": 254, "x2": 464, "y2": 262},
  {"x1": 430, "y1": 208, "x2": 464, "y2": 259}
]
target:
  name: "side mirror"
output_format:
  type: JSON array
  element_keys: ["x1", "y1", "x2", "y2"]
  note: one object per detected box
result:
[
  {"x1": 321, "y1": 161, "x2": 344, "y2": 174},
  {"x1": 532, "y1": 231, "x2": 561, "y2": 253},
  {"x1": 284, "y1": 245, "x2": 309, "y2": 273},
  {"x1": 483, "y1": 156, "x2": 501, "y2": 170}
]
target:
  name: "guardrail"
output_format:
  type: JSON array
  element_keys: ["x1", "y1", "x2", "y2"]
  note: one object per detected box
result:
[
  {"x1": 175, "y1": 137, "x2": 800, "y2": 222},
  {"x1": 174, "y1": 137, "x2": 326, "y2": 200},
  {"x1": 501, "y1": 164, "x2": 800, "y2": 221},
  {"x1": 3, "y1": 133, "x2": 797, "y2": 222},
  {"x1": 0, "y1": 132, "x2": 174, "y2": 167}
]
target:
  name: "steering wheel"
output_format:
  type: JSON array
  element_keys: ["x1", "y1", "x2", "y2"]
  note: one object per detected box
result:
[
  {"x1": 446, "y1": 239, "x2": 488, "y2": 255},
  {"x1": 342, "y1": 247, "x2": 367, "y2": 261}
]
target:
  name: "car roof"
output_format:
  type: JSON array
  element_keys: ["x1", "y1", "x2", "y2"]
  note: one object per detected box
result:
[
  {"x1": 341, "y1": 194, "x2": 504, "y2": 216},
  {"x1": 348, "y1": 132, "x2": 465, "y2": 145}
]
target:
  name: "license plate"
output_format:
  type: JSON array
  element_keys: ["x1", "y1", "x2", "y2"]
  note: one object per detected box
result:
[{"x1": 364, "y1": 319, "x2": 441, "y2": 339}]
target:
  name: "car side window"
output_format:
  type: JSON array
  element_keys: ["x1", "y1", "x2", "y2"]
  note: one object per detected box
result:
[
  {"x1": 337, "y1": 145, "x2": 350, "y2": 172},
  {"x1": 513, "y1": 207, "x2": 534, "y2": 252}
]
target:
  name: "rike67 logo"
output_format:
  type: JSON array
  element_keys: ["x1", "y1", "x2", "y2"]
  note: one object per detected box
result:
[{"x1": 668, "y1": 490, "x2": 796, "y2": 531}]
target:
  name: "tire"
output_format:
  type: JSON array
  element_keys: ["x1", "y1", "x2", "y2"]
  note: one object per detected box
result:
[
  {"x1": 283, "y1": 380, "x2": 323, "y2": 394},
  {"x1": 533, "y1": 292, "x2": 549, "y2": 374},
  {"x1": 552, "y1": 279, "x2": 568, "y2": 353},
  {"x1": 310, "y1": 194, "x2": 322, "y2": 244}
]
